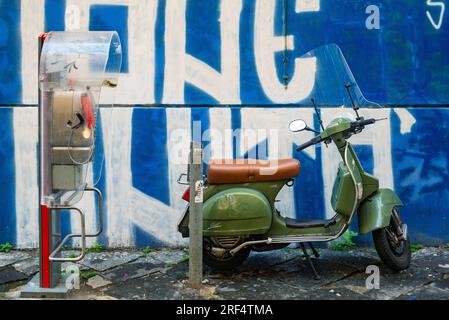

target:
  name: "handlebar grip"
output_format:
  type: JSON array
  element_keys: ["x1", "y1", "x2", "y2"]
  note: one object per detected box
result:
[
  {"x1": 296, "y1": 136, "x2": 323, "y2": 151},
  {"x1": 296, "y1": 140, "x2": 315, "y2": 152},
  {"x1": 354, "y1": 118, "x2": 376, "y2": 127}
]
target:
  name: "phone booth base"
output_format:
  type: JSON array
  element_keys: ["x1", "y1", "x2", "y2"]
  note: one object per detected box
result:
[{"x1": 21, "y1": 273, "x2": 71, "y2": 298}]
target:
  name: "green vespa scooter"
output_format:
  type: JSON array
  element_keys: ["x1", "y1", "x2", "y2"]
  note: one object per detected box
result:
[{"x1": 177, "y1": 45, "x2": 411, "y2": 277}]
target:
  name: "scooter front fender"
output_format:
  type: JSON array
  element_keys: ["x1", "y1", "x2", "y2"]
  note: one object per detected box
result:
[{"x1": 357, "y1": 188, "x2": 403, "y2": 234}]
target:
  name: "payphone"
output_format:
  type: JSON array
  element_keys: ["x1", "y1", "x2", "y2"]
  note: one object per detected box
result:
[{"x1": 21, "y1": 31, "x2": 121, "y2": 297}]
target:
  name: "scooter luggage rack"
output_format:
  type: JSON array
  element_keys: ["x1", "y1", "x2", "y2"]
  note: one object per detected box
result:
[{"x1": 48, "y1": 186, "x2": 103, "y2": 262}]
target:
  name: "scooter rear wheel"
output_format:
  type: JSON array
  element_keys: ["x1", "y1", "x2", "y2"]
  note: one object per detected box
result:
[
  {"x1": 203, "y1": 238, "x2": 250, "y2": 271},
  {"x1": 372, "y1": 211, "x2": 411, "y2": 271}
]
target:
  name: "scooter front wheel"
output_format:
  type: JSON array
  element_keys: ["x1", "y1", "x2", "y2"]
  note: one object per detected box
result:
[
  {"x1": 203, "y1": 238, "x2": 250, "y2": 271},
  {"x1": 372, "y1": 210, "x2": 411, "y2": 271}
]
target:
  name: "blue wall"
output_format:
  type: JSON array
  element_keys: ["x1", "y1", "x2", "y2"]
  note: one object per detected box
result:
[
  {"x1": 0, "y1": 1, "x2": 448, "y2": 247},
  {"x1": 1, "y1": 0, "x2": 448, "y2": 105}
]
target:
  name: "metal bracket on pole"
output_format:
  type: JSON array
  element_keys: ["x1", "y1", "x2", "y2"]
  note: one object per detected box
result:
[
  {"x1": 48, "y1": 187, "x2": 103, "y2": 262},
  {"x1": 189, "y1": 141, "x2": 203, "y2": 289},
  {"x1": 21, "y1": 186, "x2": 104, "y2": 297}
]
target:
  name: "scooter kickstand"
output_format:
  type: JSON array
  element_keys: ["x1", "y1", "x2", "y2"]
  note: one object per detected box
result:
[
  {"x1": 300, "y1": 243, "x2": 320, "y2": 280},
  {"x1": 308, "y1": 242, "x2": 320, "y2": 258}
]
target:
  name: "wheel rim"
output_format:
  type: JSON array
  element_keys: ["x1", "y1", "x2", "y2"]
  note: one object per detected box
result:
[
  {"x1": 386, "y1": 225, "x2": 405, "y2": 256},
  {"x1": 204, "y1": 238, "x2": 244, "y2": 261}
]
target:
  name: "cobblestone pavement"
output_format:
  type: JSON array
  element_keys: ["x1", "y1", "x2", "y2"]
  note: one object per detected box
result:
[{"x1": 1, "y1": 246, "x2": 448, "y2": 300}]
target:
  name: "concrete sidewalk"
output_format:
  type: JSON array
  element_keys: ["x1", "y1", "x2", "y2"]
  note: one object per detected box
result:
[{"x1": 1, "y1": 246, "x2": 448, "y2": 300}]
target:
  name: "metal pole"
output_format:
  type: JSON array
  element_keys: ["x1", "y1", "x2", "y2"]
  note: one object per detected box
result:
[{"x1": 189, "y1": 141, "x2": 203, "y2": 289}]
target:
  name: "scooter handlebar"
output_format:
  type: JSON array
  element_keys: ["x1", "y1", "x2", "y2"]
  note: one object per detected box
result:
[
  {"x1": 351, "y1": 118, "x2": 376, "y2": 130},
  {"x1": 296, "y1": 136, "x2": 324, "y2": 152},
  {"x1": 296, "y1": 118, "x2": 377, "y2": 152}
]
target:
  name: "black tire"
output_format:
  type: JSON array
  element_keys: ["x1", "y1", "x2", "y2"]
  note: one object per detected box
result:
[
  {"x1": 203, "y1": 242, "x2": 250, "y2": 271},
  {"x1": 373, "y1": 215, "x2": 411, "y2": 271}
]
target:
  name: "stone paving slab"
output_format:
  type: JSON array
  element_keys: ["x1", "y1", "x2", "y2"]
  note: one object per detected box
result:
[
  {"x1": 12, "y1": 256, "x2": 40, "y2": 276},
  {"x1": 103, "y1": 268, "x2": 199, "y2": 300},
  {"x1": 79, "y1": 251, "x2": 141, "y2": 272},
  {"x1": 61, "y1": 262, "x2": 90, "y2": 273},
  {"x1": 103, "y1": 261, "x2": 169, "y2": 283},
  {"x1": 244, "y1": 248, "x2": 304, "y2": 267},
  {"x1": 200, "y1": 254, "x2": 363, "y2": 299},
  {"x1": 397, "y1": 282, "x2": 449, "y2": 300},
  {"x1": 325, "y1": 248, "x2": 449, "y2": 300},
  {"x1": 0, "y1": 268, "x2": 28, "y2": 285},
  {"x1": 91, "y1": 246, "x2": 449, "y2": 300},
  {"x1": 101, "y1": 249, "x2": 187, "y2": 284},
  {"x1": 133, "y1": 253, "x2": 166, "y2": 266},
  {"x1": 140, "y1": 249, "x2": 188, "y2": 265},
  {"x1": 222, "y1": 249, "x2": 379, "y2": 291},
  {"x1": 433, "y1": 278, "x2": 449, "y2": 290},
  {"x1": 86, "y1": 275, "x2": 112, "y2": 289},
  {"x1": 1, "y1": 247, "x2": 448, "y2": 300},
  {"x1": 411, "y1": 247, "x2": 449, "y2": 274},
  {"x1": 318, "y1": 249, "x2": 380, "y2": 271},
  {"x1": 0, "y1": 251, "x2": 30, "y2": 268}
]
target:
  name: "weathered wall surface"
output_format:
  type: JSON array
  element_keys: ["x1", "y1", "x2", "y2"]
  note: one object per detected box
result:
[{"x1": 0, "y1": 0, "x2": 448, "y2": 247}]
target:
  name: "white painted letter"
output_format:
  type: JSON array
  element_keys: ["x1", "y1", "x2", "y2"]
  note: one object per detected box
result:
[
  {"x1": 164, "y1": 0, "x2": 242, "y2": 104},
  {"x1": 426, "y1": 0, "x2": 445, "y2": 30},
  {"x1": 254, "y1": 0, "x2": 317, "y2": 103}
]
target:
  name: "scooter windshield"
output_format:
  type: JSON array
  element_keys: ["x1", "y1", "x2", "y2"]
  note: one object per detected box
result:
[{"x1": 299, "y1": 44, "x2": 381, "y2": 108}]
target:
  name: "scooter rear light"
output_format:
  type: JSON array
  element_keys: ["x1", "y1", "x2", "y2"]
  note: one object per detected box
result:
[{"x1": 182, "y1": 187, "x2": 190, "y2": 202}]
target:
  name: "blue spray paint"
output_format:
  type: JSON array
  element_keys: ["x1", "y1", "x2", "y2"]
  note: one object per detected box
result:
[
  {"x1": 0, "y1": 1, "x2": 449, "y2": 247},
  {"x1": 154, "y1": 0, "x2": 166, "y2": 104},
  {"x1": 292, "y1": 109, "x2": 326, "y2": 222},
  {"x1": 231, "y1": 107, "x2": 242, "y2": 159},
  {"x1": 0, "y1": 108, "x2": 16, "y2": 244},
  {"x1": 392, "y1": 109, "x2": 449, "y2": 244},
  {"x1": 45, "y1": 0, "x2": 66, "y2": 31},
  {"x1": 0, "y1": 1, "x2": 21, "y2": 104},
  {"x1": 92, "y1": 113, "x2": 108, "y2": 245},
  {"x1": 191, "y1": 107, "x2": 210, "y2": 173},
  {"x1": 89, "y1": 4, "x2": 129, "y2": 73},
  {"x1": 131, "y1": 107, "x2": 170, "y2": 246},
  {"x1": 132, "y1": 107, "x2": 169, "y2": 205}
]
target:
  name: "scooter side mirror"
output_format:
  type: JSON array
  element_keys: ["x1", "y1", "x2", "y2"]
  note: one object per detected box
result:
[{"x1": 288, "y1": 119, "x2": 308, "y2": 132}]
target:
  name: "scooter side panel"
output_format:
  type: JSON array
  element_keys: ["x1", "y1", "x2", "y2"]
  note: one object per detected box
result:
[
  {"x1": 202, "y1": 188, "x2": 272, "y2": 236},
  {"x1": 178, "y1": 181, "x2": 285, "y2": 238},
  {"x1": 331, "y1": 162, "x2": 355, "y2": 217},
  {"x1": 357, "y1": 188, "x2": 404, "y2": 234}
]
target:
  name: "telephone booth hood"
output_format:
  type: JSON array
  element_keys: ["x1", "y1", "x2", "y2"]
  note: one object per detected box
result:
[{"x1": 39, "y1": 31, "x2": 122, "y2": 206}]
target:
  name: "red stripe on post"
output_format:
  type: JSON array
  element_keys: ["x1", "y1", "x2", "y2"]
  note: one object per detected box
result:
[
  {"x1": 38, "y1": 33, "x2": 48, "y2": 42},
  {"x1": 40, "y1": 204, "x2": 50, "y2": 288}
]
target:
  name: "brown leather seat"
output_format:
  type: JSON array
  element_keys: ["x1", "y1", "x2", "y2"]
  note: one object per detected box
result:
[{"x1": 207, "y1": 159, "x2": 300, "y2": 184}]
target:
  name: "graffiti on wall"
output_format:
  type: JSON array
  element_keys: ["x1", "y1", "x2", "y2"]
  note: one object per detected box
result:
[
  {"x1": 1, "y1": 0, "x2": 448, "y2": 105},
  {"x1": 0, "y1": 0, "x2": 448, "y2": 247},
  {"x1": 1, "y1": 105, "x2": 448, "y2": 248}
]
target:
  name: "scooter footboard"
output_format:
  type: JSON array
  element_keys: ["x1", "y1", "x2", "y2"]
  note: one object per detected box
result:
[{"x1": 357, "y1": 188, "x2": 403, "y2": 234}]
